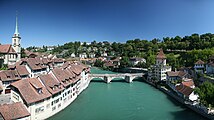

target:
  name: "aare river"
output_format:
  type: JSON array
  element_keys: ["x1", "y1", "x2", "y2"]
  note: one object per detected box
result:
[{"x1": 49, "y1": 68, "x2": 206, "y2": 120}]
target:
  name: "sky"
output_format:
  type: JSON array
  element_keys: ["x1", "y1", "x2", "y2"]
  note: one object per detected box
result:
[{"x1": 1, "y1": 0, "x2": 214, "y2": 48}]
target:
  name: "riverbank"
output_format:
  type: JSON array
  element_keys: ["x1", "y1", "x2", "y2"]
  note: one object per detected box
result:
[{"x1": 144, "y1": 80, "x2": 214, "y2": 120}]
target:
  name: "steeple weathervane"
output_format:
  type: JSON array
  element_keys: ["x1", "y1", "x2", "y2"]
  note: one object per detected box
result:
[{"x1": 14, "y1": 11, "x2": 19, "y2": 36}]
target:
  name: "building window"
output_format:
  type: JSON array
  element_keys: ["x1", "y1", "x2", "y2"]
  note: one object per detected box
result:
[
  {"x1": 46, "y1": 104, "x2": 50, "y2": 109},
  {"x1": 58, "y1": 103, "x2": 61, "y2": 108},
  {"x1": 13, "y1": 93, "x2": 19, "y2": 101},
  {"x1": 52, "y1": 106, "x2": 56, "y2": 111},
  {"x1": 35, "y1": 106, "x2": 44, "y2": 114}
]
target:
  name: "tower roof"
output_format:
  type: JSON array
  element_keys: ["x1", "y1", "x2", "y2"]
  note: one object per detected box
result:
[
  {"x1": 14, "y1": 12, "x2": 19, "y2": 35},
  {"x1": 156, "y1": 49, "x2": 166, "y2": 59},
  {"x1": 195, "y1": 60, "x2": 205, "y2": 65}
]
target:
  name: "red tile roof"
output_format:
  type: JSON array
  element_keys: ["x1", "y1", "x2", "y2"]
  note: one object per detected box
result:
[
  {"x1": 53, "y1": 58, "x2": 64, "y2": 63},
  {"x1": 42, "y1": 58, "x2": 52, "y2": 64},
  {"x1": 182, "y1": 80, "x2": 195, "y2": 88},
  {"x1": 175, "y1": 84, "x2": 193, "y2": 96},
  {"x1": 167, "y1": 71, "x2": 187, "y2": 78},
  {"x1": 0, "y1": 44, "x2": 11, "y2": 53},
  {"x1": 69, "y1": 64, "x2": 83, "y2": 75},
  {"x1": 10, "y1": 78, "x2": 51, "y2": 105},
  {"x1": 52, "y1": 68, "x2": 72, "y2": 87},
  {"x1": 0, "y1": 44, "x2": 16, "y2": 54},
  {"x1": 195, "y1": 60, "x2": 205, "y2": 65},
  {"x1": 156, "y1": 49, "x2": 166, "y2": 59},
  {"x1": 16, "y1": 65, "x2": 30, "y2": 76},
  {"x1": 25, "y1": 58, "x2": 49, "y2": 70},
  {"x1": 167, "y1": 71, "x2": 179, "y2": 77},
  {"x1": 62, "y1": 61, "x2": 74, "y2": 69},
  {"x1": 8, "y1": 46, "x2": 16, "y2": 53},
  {"x1": 27, "y1": 58, "x2": 42, "y2": 70},
  {"x1": 24, "y1": 50, "x2": 38, "y2": 58},
  {"x1": 0, "y1": 102, "x2": 30, "y2": 120},
  {"x1": 66, "y1": 67, "x2": 76, "y2": 78},
  {"x1": 39, "y1": 74, "x2": 64, "y2": 95},
  {"x1": 0, "y1": 70, "x2": 21, "y2": 82}
]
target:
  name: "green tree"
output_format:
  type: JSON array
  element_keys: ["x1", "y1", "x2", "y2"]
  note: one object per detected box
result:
[
  {"x1": 94, "y1": 59, "x2": 104, "y2": 67},
  {"x1": 195, "y1": 82, "x2": 214, "y2": 107},
  {"x1": 21, "y1": 48, "x2": 27, "y2": 58},
  {"x1": 120, "y1": 56, "x2": 131, "y2": 68}
]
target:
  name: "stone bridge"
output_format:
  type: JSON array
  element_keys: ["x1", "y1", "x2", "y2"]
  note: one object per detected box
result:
[{"x1": 89, "y1": 73, "x2": 144, "y2": 83}]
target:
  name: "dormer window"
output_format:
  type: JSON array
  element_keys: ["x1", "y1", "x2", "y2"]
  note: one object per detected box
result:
[
  {"x1": 38, "y1": 88, "x2": 42, "y2": 94},
  {"x1": 7, "y1": 76, "x2": 10, "y2": 78},
  {"x1": 52, "y1": 86, "x2": 57, "y2": 90}
]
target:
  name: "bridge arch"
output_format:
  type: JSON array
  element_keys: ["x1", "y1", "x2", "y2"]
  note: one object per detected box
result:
[{"x1": 89, "y1": 73, "x2": 144, "y2": 83}]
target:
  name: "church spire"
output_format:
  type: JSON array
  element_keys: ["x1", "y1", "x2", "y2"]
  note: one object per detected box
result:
[{"x1": 14, "y1": 11, "x2": 19, "y2": 36}]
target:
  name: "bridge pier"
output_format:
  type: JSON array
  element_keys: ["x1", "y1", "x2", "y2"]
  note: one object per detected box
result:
[
  {"x1": 125, "y1": 76, "x2": 132, "y2": 83},
  {"x1": 104, "y1": 76, "x2": 111, "y2": 83},
  {"x1": 129, "y1": 76, "x2": 135, "y2": 83}
]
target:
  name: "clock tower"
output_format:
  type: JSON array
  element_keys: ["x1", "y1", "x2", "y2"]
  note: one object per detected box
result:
[{"x1": 12, "y1": 14, "x2": 21, "y2": 61}]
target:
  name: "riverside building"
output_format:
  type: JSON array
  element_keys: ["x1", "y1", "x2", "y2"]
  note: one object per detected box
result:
[
  {"x1": 147, "y1": 49, "x2": 171, "y2": 81},
  {"x1": 7, "y1": 61, "x2": 90, "y2": 120}
]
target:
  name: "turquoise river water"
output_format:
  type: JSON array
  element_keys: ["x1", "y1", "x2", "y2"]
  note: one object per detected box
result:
[{"x1": 49, "y1": 68, "x2": 206, "y2": 120}]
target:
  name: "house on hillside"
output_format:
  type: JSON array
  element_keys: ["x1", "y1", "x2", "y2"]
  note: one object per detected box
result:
[
  {"x1": 88, "y1": 53, "x2": 96, "y2": 58},
  {"x1": 167, "y1": 71, "x2": 191, "y2": 82},
  {"x1": 206, "y1": 56, "x2": 214, "y2": 74},
  {"x1": 112, "y1": 57, "x2": 121, "y2": 67},
  {"x1": 130, "y1": 57, "x2": 146, "y2": 66},
  {"x1": 194, "y1": 60, "x2": 205, "y2": 74},
  {"x1": 101, "y1": 52, "x2": 107, "y2": 57},
  {"x1": 70, "y1": 53, "x2": 76, "y2": 58},
  {"x1": 47, "y1": 46, "x2": 55, "y2": 51},
  {"x1": 79, "y1": 53, "x2": 87, "y2": 59},
  {"x1": 103, "y1": 61, "x2": 115, "y2": 70},
  {"x1": 175, "y1": 81, "x2": 198, "y2": 102}
]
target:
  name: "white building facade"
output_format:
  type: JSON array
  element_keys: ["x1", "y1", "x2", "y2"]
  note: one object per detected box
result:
[
  {"x1": 148, "y1": 49, "x2": 171, "y2": 81},
  {"x1": 10, "y1": 63, "x2": 91, "y2": 120}
]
